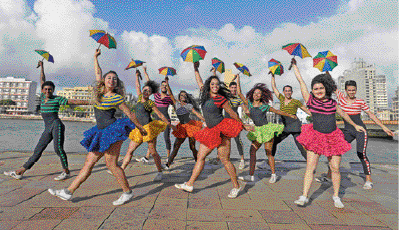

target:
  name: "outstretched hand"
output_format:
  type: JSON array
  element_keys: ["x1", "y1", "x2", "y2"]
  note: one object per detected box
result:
[
  {"x1": 383, "y1": 127, "x2": 395, "y2": 136},
  {"x1": 138, "y1": 126, "x2": 148, "y2": 136},
  {"x1": 355, "y1": 125, "x2": 366, "y2": 133},
  {"x1": 243, "y1": 124, "x2": 255, "y2": 132},
  {"x1": 268, "y1": 71, "x2": 275, "y2": 77},
  {"x1": 291, "y1": 58, "x2": 297, "y2": 66},
  {"x1": 94, "y1": 49, "x2": 101, "y2": 58},
  {"x1": 36, "y1": 60, "x2": 43, "y2": 68},
  {"x1": 194, "y1": 61, "x2": 200, "y2": 70}
]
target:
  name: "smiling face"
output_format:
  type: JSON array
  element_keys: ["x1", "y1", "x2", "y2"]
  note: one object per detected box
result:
[
  {"x1": 229, "y1": 84, "x2": 237, "y2": 96},
  {"x1": 104, "y1": 73, "x2": 118, "y2": 90},
  {"x1": 312, "y1": 83, "x2": 326, "y2": 100},
  {"x1": 42, "y1": 85, "x2": 54, "y2": 98},
  {"x1": 253, "y1": 88, "x2": 262, "y2": 102},
  {"x1": 179, "y1": 92, "x2": 187, "y2": 102},
  {"x1": 210, "y1": 78, "x2": 220, "y2": 94},
  {"x1": 161, "y1": 82, "x2": 167, "y2": 93},
  {"x1": 142, "y1": 86, "x2": 152, "y2": 99},
  {"x1": 345, "y1": 85, "x2": 357, "y2": 99},
  {"x1": 283, "y1": 86, "x2": 292, "y2": 99}
]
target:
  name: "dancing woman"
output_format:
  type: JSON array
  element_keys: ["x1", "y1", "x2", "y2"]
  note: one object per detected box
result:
[
  {"x1": 175, "y1": 62, "x2": 253, "y2": 198},
  {"x1": 164, "y1": 77, "x2": 205, "y2": 169},
  {"x1": 235, "y1": 74, "x2": 297, "y2": 183},
  {"x1": 120, "y1": 67, "x2": 174, "y2": 181},
  {"x1": 291, "y1": 59, "x2": 366, "y2": 208},
  {"x1": 4, "y1": 60, "x2": 88, "y2": 181},
  {"x1": 48, "y1": 49, "x2": 147, "y2": 206}
]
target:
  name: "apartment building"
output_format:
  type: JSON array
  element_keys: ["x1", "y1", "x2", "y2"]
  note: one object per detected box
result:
[{"x1": 0, "y1": 76, "x2": 37, "y2": 114}]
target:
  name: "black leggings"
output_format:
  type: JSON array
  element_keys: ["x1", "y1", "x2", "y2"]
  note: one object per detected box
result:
[
  {"x1": 233, "y1": 133, "x2": 244, "y2": 157},
  {"x1": 23, "y1": 119, "x2": 68, "y2": 170},
  {"x1": 271, "y1": 131, "x2": 307, "y2": 160},
  {"x1": 343, "y1": 128, "x2": 370, "y2": 175},
  {"x1": 164, "y1": 125, "x2": 171, "y2": 150}
]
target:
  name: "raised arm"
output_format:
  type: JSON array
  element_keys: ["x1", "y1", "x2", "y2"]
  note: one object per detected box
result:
[
  {"x1": 365, "y1": 110, "x2": 395, "y2": 136},
  {"x1": 118, "y1": 102, "x2": 147, "y2": 136},
  {"x1": 236, "y1": 74, "x2": 248, "y2": 106},
  {"x1": 135, "y1": 70, "x2": 142, "y2": 96},
  {"x1": 165, "y1": 77, "x2": 176, "y2": 106},
  {"x1": 38, "y1": 61, "x2": 46, "y2": 86},
  {"x1": 291, "y1": 58, "x2": 310, "y2": 103},
  {"x1": 270, "y1": 72, "x2": 280, "y2": 98},
  {"x1": 67, "y1": 99, "x2": 90, "y2": 105},
  {"x1": 152, "y1": 107, "x2": 175, "y2": 130},
  {"x1": 191, "y1": 108, "x2": 206, "y2": 122},
  {"x1": 94, "y1": 49, "x2": 102, "y2": 82},
  {"x1": 300, "y1": 104, "x2": 311, "y2": 116},
  {"x1": 269, "y1": 107, "x2": 297, "y2": 119},
  {"x1": 142, "y1": 66, "x2": 150, "y2": 82},
  {"x1": 194, "y1": 61, "x2": 204, "y2": 90},
  {"x1": 336, "y1": 106, "x2": 366, "y2": 133}
]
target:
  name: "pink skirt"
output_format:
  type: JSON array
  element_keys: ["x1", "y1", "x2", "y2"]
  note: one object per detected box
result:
[{"x1": 296, "y1": 124, "x2": 351, "y2": 156}]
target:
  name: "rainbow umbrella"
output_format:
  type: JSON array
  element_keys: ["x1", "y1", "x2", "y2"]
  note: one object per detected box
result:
[
  {"x1": 158, "y1": 67, "x2": 176, "y2": 76},
  {"x1": 234, "y1": 62, "x2": 252, "y2": 76},
  {"x1": 313, "y1": 51, "x2": 338, "y2": 72},
  {"x1": 282, "y1": 43, "x2": 311, "y2": 70},
  {"x1": 180, "y1": 45, "x2": 207, "y2": 63},
  {"x1": 211, "y1": 58, "x2": 225, "y2": 73},
  {"x1": 268, "y1": 59, "x2": 284, "y2": 76},
  {"x1": 89, "y1": 30, "x2": 117, "y2": 49},
  {"x1": 125, "y1": 59, "x2": 145, "y2": 70},
  {"x1": 35, "y1": 50, "x2": 54, "y2": 63}
]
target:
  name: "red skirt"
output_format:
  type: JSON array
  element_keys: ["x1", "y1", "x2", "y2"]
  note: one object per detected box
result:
[
  {"x1": 172, "y1": 120, "x2": 203, "y2": 139},
  {"x1": 194, "y1": 118, "x2": 243, "y2": 149}
]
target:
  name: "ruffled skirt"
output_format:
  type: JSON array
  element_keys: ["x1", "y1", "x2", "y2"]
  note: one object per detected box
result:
[
  {"x1": 80, "y1": 118, "x2": 135, "y2": 153},
  {"x1": 296, "y1": 124, "x2": 351, "y2": 156},
  {"x1": 172, "y1": 120, "x2": 203, "y2": 139},
  {"x1": 129, "y1": 120, "x2": 167, "y2": 144},
  {"x1": 247, "y1": 123, "x2": 284, "y2": 143},
  {"x1": 194, "y1": 118, "x2": 243, "y2": 149}
]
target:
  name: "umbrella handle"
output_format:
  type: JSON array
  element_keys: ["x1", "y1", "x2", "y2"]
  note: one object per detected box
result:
[
  {"x1": 97, "y1": 43, "x2": 102, "y2": 50},
  {"x1": 36, "y1": 57, "x2": 45, "y2": 68},
  {"x1": 288, "y1": 57, "x2": 296, "y2": 70}
]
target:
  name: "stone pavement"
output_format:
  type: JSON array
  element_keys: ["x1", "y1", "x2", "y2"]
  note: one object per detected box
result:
[{"x1": 0, "y1": 151, "x2": 397, "y2": 230}]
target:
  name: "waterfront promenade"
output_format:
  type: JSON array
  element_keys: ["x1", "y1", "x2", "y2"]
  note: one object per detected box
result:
[{"x1": 0, "y1": 151, "x2": 397, "y2": 229}]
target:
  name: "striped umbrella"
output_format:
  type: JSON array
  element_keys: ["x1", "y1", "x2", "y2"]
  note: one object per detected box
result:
[
  {"x1": 89, "y1": 30, "x2": 117, "y2": 49},
  {"x1": 268, "y1": 59, "x2": 284, "y2": 76},
  {"x1": 125, "y1": 60, "x2": 145, "y2": 70},
  {"x1": 158, "y1": 67, "x2": 176, "y2": 76},
  {"x1": 313, "y1": 51, "x2": 338, "y2": 72},
  {"x1": 35, "y1": 50, "x2": 54, "y2": 68},
  {"x1": 211, "y1": 58, "x2": 225, "y2": 73},
  {"x1": 181, "y1": 45, "x2": 207, "y2": 62},
  {"x1": 234, "y1": 62, "x2": 252, "y2": 76},
  {"x1": 282, "y1": 43, "x2": 311, "y2": 70}
]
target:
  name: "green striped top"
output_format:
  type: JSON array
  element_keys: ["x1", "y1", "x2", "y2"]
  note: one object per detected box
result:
[
  {"x1": 278, "y1": 94, "x2": 303, "y2": 115},
  {"x1": 40, "y1": 93, "x2": 68, "y2": 113}
]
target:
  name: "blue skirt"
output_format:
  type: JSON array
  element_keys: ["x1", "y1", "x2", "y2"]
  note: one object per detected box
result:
[{"x1": 80, "y1": 118, "x2": 135, "y2": 153}]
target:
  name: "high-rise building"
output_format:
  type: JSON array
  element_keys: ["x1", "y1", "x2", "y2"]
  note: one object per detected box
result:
[
  {"x1": 337, "y1": 59, "x2": 388, "y2": 113},
  {"x1": 0, "y1": 76, "x2": 37, "y2": 114},
  {"x1": 392, "y1": 87, "x2": 399, "y2": 121}
]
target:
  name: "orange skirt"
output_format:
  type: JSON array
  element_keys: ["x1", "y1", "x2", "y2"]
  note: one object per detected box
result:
[{"x1": 172, "y1": 120, "x2": 203, "y2": 139}]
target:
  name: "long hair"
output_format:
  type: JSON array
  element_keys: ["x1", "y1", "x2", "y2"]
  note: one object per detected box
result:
[
  {"x1": 200, "y1": 75, "x2": 232, "y2": 105},
  {"x1": 311, "y1": 74, "x2": 337, "y2": 98},
  {"x1": 179, "y1": 90, "x2": 199, "y2": 111},
  {"x1": 246, "y1": 83, "x2": 273, "y2": 103},
  {"x1": 94, "y1": 71, "x2": 125, "y2": 104},
  {"x1": 144, "y1": 80, "x2": 159, "y2": 95}
]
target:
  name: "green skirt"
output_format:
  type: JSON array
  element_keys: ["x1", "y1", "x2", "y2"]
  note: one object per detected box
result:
[{"x1": 247, "y1": 123, "x2": 284, "y2": 143}]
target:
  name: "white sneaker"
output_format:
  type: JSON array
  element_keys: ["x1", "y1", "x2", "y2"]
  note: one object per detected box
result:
[
  {"x1": 112, "y1": 192, "x2": 134, "y2": 206},
  {"x1": 315, "y1": 176, "x2": 332, "y2": 183},
  {"x1": 136, "y1": 157, "x2": 149, "y2": 163},
  {"x1": 333, "y1": 196, "x2": 344, "y2": 208},
  {"x1": 258, "y1": 160, "x2": 268, "y2": 169},
  {"x1": 269, "y1": 174, "x2": 277, "y2": 183},
  {"x1": 363, "y1": 181, "x2": 373, "y2": 190},
  {"x1": 294, "y1": 195, "x2": 309, "y2": 206},
  {"x1": 175, "y1": 182, "x2": 193, "y2": 192},
  {"x1": 153, "y1": 172, "x2": 163, "y2": 181},
  {"x1": 238, "y1": 160, "x2": 245, "y2": 169},
  {"x1": 4, "y1": 171, "x2": 22, "y2": 180},
  {"x1": 48, "y1": 188, "x2": 72, "y2": 201},
  {"x1": 227, "y1": 186, "x2": 242, "y2": 199},
  {"x1": 106, "y1": 169, "x2": 113, "y2": 175},
  {"x1": 54, "y1": 172, "x2": 70, "y2": 181},
  {"x1": 162, "y1": 164, "x2": 170, "y2": 170},
  {"x1": 238, "y1": 175, "x2": 255, "y2": 182}
]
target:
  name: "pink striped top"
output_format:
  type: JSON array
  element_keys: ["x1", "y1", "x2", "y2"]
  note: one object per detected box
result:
[
  {"x1": 153, "y1": 93, "x2": 173, "y2": 107},
  {"x1": 307, "y1": 94, "x2": 337, "y2": 115},
  {"x1": 336, "y1": 90, "x2": 369, "y2": 115}
]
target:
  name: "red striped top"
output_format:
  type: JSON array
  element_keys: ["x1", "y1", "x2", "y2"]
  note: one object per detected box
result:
[
  {"x1": 336, "y1": 90, "x2": 369, "y2": 115},
  {"x1": 307, "y1": 94, "x2": 337, "y2": 115}
]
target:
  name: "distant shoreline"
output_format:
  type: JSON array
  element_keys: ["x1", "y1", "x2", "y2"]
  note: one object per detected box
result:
[{"x1": 0, "y1": 114, "x2": 95, "y2": 123}]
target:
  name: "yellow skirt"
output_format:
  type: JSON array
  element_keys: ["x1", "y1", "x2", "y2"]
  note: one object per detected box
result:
[{"x1": 129, "y1": 120, "x2": 167, "y2": 144}]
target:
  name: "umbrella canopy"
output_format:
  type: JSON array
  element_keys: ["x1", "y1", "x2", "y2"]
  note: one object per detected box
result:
[
  {"x1": 313, "y1": 51, "x2": 338, "y2": 72},
  {"x1": 125, "y1": 60, "x2": 145, "y2": 70},
  {"x1": 181, "y1": 45, "x2": 207, "y2": 62},
  {"x1": 35, "y1": 50, "x2": 54, "y2": 63},
  {"x1": 158, "y1": 67, "x2": 176, "y2": 76},
  {"x1": 282, "y1": 43, "x2": 311, "y2": 59},
  {"x1": 211, "y1": 58, "x2": 225, "y2": 73},
  {"x1": 89, "y1": 30, "x2": 117, "y2": 49},
  {"x1": 268, "y1": 59, "x2": 284, "y2": 76},
  {"x1": 234, "y1": 62, "x2": 252, "y2": 76}
]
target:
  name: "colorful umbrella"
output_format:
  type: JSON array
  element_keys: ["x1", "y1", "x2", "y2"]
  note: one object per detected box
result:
[
  {"x1": 313, "y1": 51, "x2": 338, "y2": 72},
  {"x1": 180, "y1": 45, "x2": 207, "y2": 63},
  {"x1": 234, "y1": 62, "x2": 252, "y2": 76},
  {"x1": 35, "y1": 50, "x2": 54, "y2": 63},
  {"x1": 211, "y1": 58, "x2": 225, "y2": 73},
  {"x1": 282, "y1": 43, "x2": 311, "y2": 70},
  {"x1": 268, "y1": 59, "x2": 284, "y2": 76},
  {"x1": 89, "y1": 30, "x2": 117, "y2": 49},
  {"x1": 125, "y1": 59, "x2": 145, "y2": 70},
  {"x1": 158, "y1": 67, "x2": 176, "y2": 76}
]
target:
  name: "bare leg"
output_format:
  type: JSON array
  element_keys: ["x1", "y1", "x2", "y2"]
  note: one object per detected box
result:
[
  {"x1": 218, "y1": 136, "x2": 240, "y2": 188},
  {"x1": 302, "y1": 151, "x2": 320, "y2": 197},
  {"x1": 264, "y1": 139, "x2": 275, "y2": 174},
  {"x1": 167, "y1": 138, "x2": 186, "y2": 166},
  {"x1": 249, "y1": 141, "x2": 262, "y2": 176},
  {"x1": 148, "y1": 138, "x2": 162, "y2": 172},
  {"x1": 68, "y1": 151, "x2": 104, "y2": 193},
  {"x1": 186, "y1": 144, "x2": 213, "y2": 186},
  {"x1": 328, "y1": 155, "x2": 342, "y2": 197},
  {"x1": 121, "y1": 140, "x2": 141, "y2": 169},
  {"x1": 104, "y1": 141, "x2": 131, "y2": 193},
  {"x1": 188, "y1": 137, "x2": 198, "y2": 161}
]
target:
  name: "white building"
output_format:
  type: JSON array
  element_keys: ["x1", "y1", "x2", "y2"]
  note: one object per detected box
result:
[{"x1": 0, "y1": 76, "x2": 37, "y2": 114}]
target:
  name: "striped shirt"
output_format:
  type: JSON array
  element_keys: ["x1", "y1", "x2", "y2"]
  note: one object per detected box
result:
[
  {"x1": 229, "y1": 97, "x2": 243, "y2": 108},
  {"x1": 278, "y1": 94, "x2": 303, "y2": 115},
  {"x1": 137, "y1": 94, "x2": 155, "y2": 111},
  {"x1": 153, "y1": 93, "x2": 173, "y2": 107},
  {"x1": 336, "y1": 90, "x2": 369, "y2": 115},
  {"x1": 94, "y1": 94, "x2": 125, "y2": 110},
  {"x1": 40, "y1": 93, "x2": 68, "y2": 113},
  {"x1": 307, "y1": 94, "x2": 337, "y2": 115}
]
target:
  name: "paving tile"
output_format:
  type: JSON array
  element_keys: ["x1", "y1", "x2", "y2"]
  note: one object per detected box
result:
[
  {"x1": 308, "y1": 224, "x2": 391, "y2": 230},
  {"x1": 187, "y1": 209, "x2": 225, "y2": 222},
  {"x1": 67, "y1": 206, "x2": 114, "y2": 219},
  {"x1": 54, "y1": 218, "x2": 104, "y2": 230},
  {"x1": 222, "y1": 209, "x2": 265, "y2": 223},
  {"x1": 29, "y1": 207, "x2": 79, "y2": 220},
  {"x1": 108, "y1": 207, "x2": 151, "y2": 221},
  {"x1": 154, "y1": 197, "x2": 187, "y2": 208},
  {"x1": 0, "y1": 207, "x2": 44, "y2": 221},
  {"x1": 12, "y1": 219, "x2": 61, "y2": 230},
  {"x1": 370, "y1": 214, "x2": 399, "y2": 230},
  {"x1": 186, "y1": 221, "x2": 229, "y2": 230},
  {"x1": 332, "y1": 213, "x2": 388, "y2": 227},
  {"x1": 159, "y1": 185, "x2": 189, "y2": 199},
  {"x1": 142, "y1": 218, "x2": 186, "y2": 230},
  {"x1": 0, "y1": 220, "x2": 21, "y2": 230},
  {"x1": 148, "y1": 206, "x2": 186, "y2": 220},
  {"x1": 267, "y1": 221, "x2": 311, "y2": 230},
  {"x1": 99, "y1": 219, "x2": 146, "y2": 230},
  {"x1": 258, "y1": 210, "x2": 302, "y2": 224},
  {"x1": 188, "y1": 198, "x2": 222, "y2": 209},
  {"x1": 121, "y1": 195, "x2": 157, "y2": 208},
  {"x1": 227, "y1": 221, "x2": 270, "y2": 230},
  {"x1": 345, "y1": 200, "x2": 397, "y2": 214}
]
